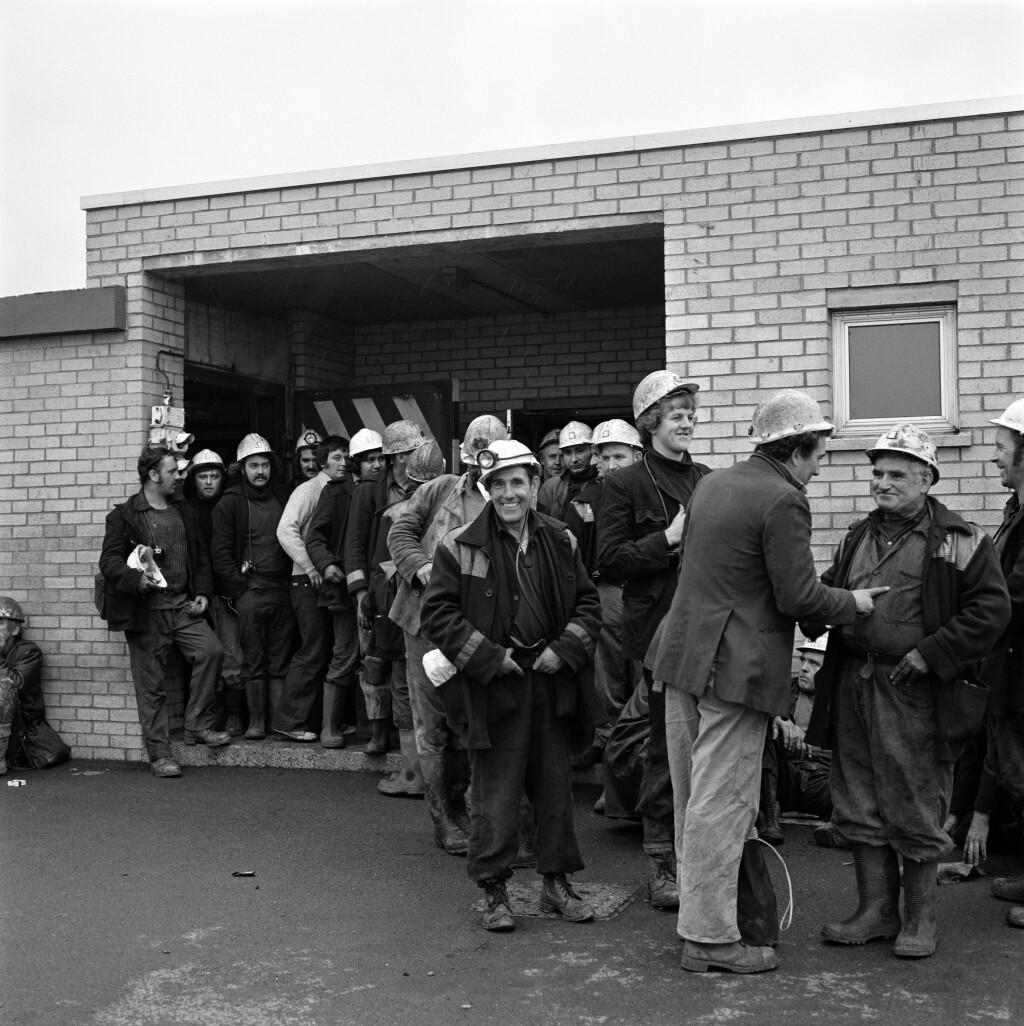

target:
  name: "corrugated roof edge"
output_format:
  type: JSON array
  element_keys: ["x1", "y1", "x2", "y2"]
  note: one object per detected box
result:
[{"x1": 81, "y1": 95, "x2": 1024, "y2": 211}]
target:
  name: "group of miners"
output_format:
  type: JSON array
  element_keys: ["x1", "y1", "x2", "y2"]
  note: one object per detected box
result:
[{"x1": 75, "y1": 373, "x2": 1024, "y2": 974}]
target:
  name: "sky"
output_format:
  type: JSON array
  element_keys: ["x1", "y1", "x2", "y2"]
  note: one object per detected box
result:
[{"x1": 1, "y1": 0, "x2": 1022, "y2": 298}]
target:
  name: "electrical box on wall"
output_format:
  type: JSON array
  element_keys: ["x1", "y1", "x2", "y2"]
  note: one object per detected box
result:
[{"x1": 149, "y1": 391, "x2": 194, "y2": 452}]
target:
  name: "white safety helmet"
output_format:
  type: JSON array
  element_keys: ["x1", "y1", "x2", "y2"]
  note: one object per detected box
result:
[
  {"x1": 633, "y1": 371, "x2": 700, "y2": 422},
  {"x1": 592, "y1": 419, "x2": 643, "y2": 451},
  {"x1": 749, "y1": 390, "x2": 833, "y2": 446},
  {"x1": 866, "y1": 423, "x2": 940, "y2": 483},
  {"x1": 295, "y1": 428, "x2": 323, "y2": 452},
  {"x1": 990, "y1": 398, "x2": 1024, "y2": 436},
  {"x1": 407, "y1": 439, "x2": 447, "y2": 483},
  {"x1": 460, "y1": 415, "x2": 508, "y2": 466},
  {"x1": 797, "y1": 633, "x2": 829, "y2": 656},
  {"x1": 190, "y1": 449, "x2": 224, "y2": 472},
  {"x1": 382, "y1": 420, "x2": 426, "y2": 456},
  {"x1": 558, "y1": 421, "x2": 593, "y2": 449},
  {"x1": 349, "y1": 428, "x2": 384, "y2": 460},
  {"x1": 477, "y1": 439, "x2": 541, "y2": 486},
  {"x1": 236, "y1": 433, "x2": 273, "y2": 462}
]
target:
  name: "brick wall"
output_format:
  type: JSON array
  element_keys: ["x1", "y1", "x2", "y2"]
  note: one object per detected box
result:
[{"x1": 0, "y1": 328, "x2": 150, "y2": 761}]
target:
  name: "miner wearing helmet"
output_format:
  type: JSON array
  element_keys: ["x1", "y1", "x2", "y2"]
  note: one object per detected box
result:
[
  {"x1": 596, "y1": 371, "x2": 710, "y2": 912},
  {"x1": 185, "y1": 449, "x2": 245, "y2": 736},
  {"x1": 793, "y1": 421, "x2": 1009, "y2": 960},
  {"x1": 387, "y1": 415, "x2": 507, "y2": 854},
  {"x1": 537, "y1": 421, "x2": 598, "y2": 521},
  {"x1": 99, "y1": 446, "x2": 230, "y2": 777},
  {"x1": 538, "y1": 429, "x2": 563, "y2": 483},
  {"x1": 956, "y1": 399, "x2": 1024, "y2": 928},
  {"x1": 344, "y1": 419, "x2": 426, "y2": 783},
  {"x1": 563, "y1": 419, "x2": 645, "y2": 802},
  {"x1": 348, "y1": 428, "x2": 385, "y2": 483},
  {"x1": 294, "y1": 428, "x2": 323, "y2": 486},
  {"x1": 211, "y1": 434, "x2": 295, "y2": 742},
  {"x1": 0, "y1": 598, "x2": 49, "y2": 775},
  {"x1": 649, "y1": 389, "x2": 891, "y2": 973},
  {"x1": 420, "y1": 439, "x2": 602, "y2": 931},
  {"x1": 274, "y1": 434, "x2": 351, "y2": 744}
]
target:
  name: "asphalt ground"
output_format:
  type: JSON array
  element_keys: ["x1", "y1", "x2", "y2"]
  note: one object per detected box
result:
[{"x1": 2, "y1": 760, "x2": 1022, "y2": 1026}]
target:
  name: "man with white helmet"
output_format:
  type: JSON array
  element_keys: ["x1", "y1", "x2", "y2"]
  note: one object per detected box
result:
[
  {"x1": 345, "y1": 419, "x2": 426, "y2": 785},
  {"x1": 537, "y1": 421, "x2": 598, "y2": 521},
  {"x1": 293, "y1": 428, "x2": 323, "y2": 486},
  {"x1": 211, "y1": 434, "x2": 295, "y2": 741},
  {"x1": 564, "y1": 420, "x2": 645, "y2": 789},
  {"x1": 100, "y1": 446, "x2": 230, "y2": 776},
  {"x1": 304, "y1": 433, "x2": 380, "y2": 749},
  {"x1": 0, "y1": 598, "x2": 46, "y2": 775},
  {"x1": 802, "y1": 421, "x2": 1009, "y2": 960},
  {"x1": 652, "y1": 389, "x2": 889, "y2": 973},
  {"x1": 597, "y1": 371, "x2": 711, "y2": 911},
  {"x1": 421, "y1": 439, "x2": 602, "y2": 932},
  {"x1": 955, "y1": 399, "x2": 1024, "y2": 928},
  {"x1": 275, "y1": 434, "x2": 351, "y2": 743},
  {"x1": 185, "y1": 449, "x2": 244, "y2": 735},
  {"x1": 388, "y1": 415, "x2": 507, "y2": 854}
]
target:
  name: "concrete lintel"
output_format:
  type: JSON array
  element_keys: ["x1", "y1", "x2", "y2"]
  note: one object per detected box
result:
[
  {"x1": 81, "y1": 96, "x2": 1023, "y2": 211},
  {"x1": 0, "y1": 286, "x2": 127, "y2": 338},
  {"x1": 826, "y1": 281, "x2": 959, "y2": 309}
]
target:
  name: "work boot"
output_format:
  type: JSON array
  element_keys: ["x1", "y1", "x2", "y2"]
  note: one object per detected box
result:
[
  {"x1": 1006, "y1": 907, "x2": 1024, "y2": 928},
  {"x1": 814, "y1": 822, "x2": 851, "y2": 849},
  {"x1": 482, "y1": 879, "x2": 515, "y2": 932},
  {"x1": 150, "y1": 757, "x2": 181, "y2": 778},
  {"x1": 378, "y1": 729, "x2": 425, "y2": 797},
  {"x1": 991, "y1": 873, "x2": 1024, "y2": 901},
  {"x1": 539, "y1": 874, "x2": 595, "y2": 922},
  {"x1": 420, "y1": 752, "x2": 469, "y2": 855},
  {"x1": 894, "y1": 859, "x2": 938, "y2": 958},
  {"x1": 680, "y1": 940, "x2": 779, "y2": 974},
  {"x1": 223, "y1": 682, "x2": 245, "y2": 737},
  {"x1": 364, "y1": 718, "x2": 391, "y2": 755},
  {"x1": 243, "y1": 680, "x2": 266, "y2": 740},
  {"x1": 756, "y1": 767, "x2": 784, "y2": 845},
  {"x1": 320, "y1": 678, "x2": 349, "y2": 749},
  {"x1": 183, "y1": 728, "x2": 231, "y2": 747},
  {"x1": 821, "y1": 844, "x2": 901, "y2": 944},
  {"x1": 647, "y1": 851, "x2": 679, "y2": 910}
]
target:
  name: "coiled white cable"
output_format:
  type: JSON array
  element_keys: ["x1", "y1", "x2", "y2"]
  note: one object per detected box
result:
[{"x1": 754, "y1": 837, "x2": 794, "y2": 932}]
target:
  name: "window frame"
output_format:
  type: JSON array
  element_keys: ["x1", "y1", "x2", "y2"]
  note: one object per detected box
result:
[{"x1": 831, "y1": 304, "x2": 958, "y2": 436}]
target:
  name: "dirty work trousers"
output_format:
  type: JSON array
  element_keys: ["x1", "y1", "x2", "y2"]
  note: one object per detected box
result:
[
  {"x1": 325, "y1": 606, "x2": 360, "y2": 686},
  {"x1": 665, "y1": 682, "x2": 767, "y2": 944},
  {"x1": 639, "y1": 674, "x2": 675, "y2": 856},
  {"x1": 831, "y1": 655, "x2": 953, "y2": 861},
  {"x1": 125, "y1": 600, "x2": 224, "y2": 762},
  {"x1": 467, "y1": 670, "x2": 584, "y2": 885},
  {"x1": 592, "y1": 582, "x2": 639, "y2": 748},
  {"x1": 275, "y1": 577, "x2": 331, "y2": 733},
  {"x1": 405, "y1": 631, "x2": 461, "y2": 756}
]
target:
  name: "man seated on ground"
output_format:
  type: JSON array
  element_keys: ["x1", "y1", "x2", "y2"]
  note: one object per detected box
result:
[
  {"x1": 0, "y1": 597, "x2": 45, "y2": 774},
  {"x1": 756, "y1": 634, "x2": 834, "y2": 845}
]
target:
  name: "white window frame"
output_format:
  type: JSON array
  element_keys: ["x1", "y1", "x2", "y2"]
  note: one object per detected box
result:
[{"x1": 831, "y1": 304, "x2": 958, "y2": 436}]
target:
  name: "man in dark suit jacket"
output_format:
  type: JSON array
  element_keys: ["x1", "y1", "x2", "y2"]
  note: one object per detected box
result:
[{"x1": 652, "y1": 390, "x2": 885, "y2": 974}]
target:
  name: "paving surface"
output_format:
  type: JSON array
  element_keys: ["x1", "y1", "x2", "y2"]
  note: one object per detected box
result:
[{"x1": 3, "y1": 760, "x2": 1022, "y2": 1026}]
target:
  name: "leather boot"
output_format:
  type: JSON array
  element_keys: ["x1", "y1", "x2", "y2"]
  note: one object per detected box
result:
[
  {"x1": 991, "y1": 873, "x2": 1024, "y2": 901},
  {"x1": 647, "y1": 851, "x2": 679, "y2": 910},
  {"x1": 320, "y1": 680, "x2": 346, "y2": 749},
  {"x1": 378, "y1": 729, "x2": 425, "y2": 797},
  {"x1": 364, "y1": 718, "x2": 392, "y2": 755},
  {"x1": 756, "y1": 766, "x2": 784, "y2": 845},
  {"x1": 420, "y1": 752, "x2": 469, "y2": 855},
  {"x1": 894, "y1": 859, "x2": 938, "y2": 958},
  {"x1": 224, "y1": 682, "x2": 245, "y2": 737},
  {"x1": 243, "y1": 679, "x2": 266, "y2": 740},
  {"x1": 821, "y1": 844, "x2": 901, "y2": 944}
]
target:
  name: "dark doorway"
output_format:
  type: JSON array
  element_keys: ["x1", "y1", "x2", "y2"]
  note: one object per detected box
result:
[
  {"x1": 510, "y1": 403, "x2": 634, "y2": 454},
  {"x1": 184, "y1": 364, "x2": 286, "y2": 466}
]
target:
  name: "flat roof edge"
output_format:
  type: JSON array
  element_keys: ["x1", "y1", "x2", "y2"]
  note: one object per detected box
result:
[{"x1": 81, "y1": 95, "x2": 1023, "y2": 210}]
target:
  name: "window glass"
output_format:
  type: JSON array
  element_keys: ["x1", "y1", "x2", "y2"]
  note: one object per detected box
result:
[{"x1": 848, "y1": 321, "x2": 941, "y2": 420}]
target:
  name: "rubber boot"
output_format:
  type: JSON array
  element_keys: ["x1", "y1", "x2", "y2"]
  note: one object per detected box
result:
[
  {"x1": 267, "y1": 677, "x2": 285, "y2": 732},
  {"x1": 364, "y1": 718, "x2": 392, "y2": 755},
  {"x1": 821, "y1": 844, "x2": 901, "y2": 944},
  {"x1": 756, "y1": 765, "x2": 784, "y2": 845},
  {"x1": 224, "y1": 682, "x2": 245, "y2": 737},
  {"x1": 449, "y1": 748, "x2": 472, "y2": 834},
  {"x1": 420, "y1": 752, "x2": 469, "y2": 855},
  {"x1": 894, "y1": 859, "x2": 938, "y2": 958},
  {"x1": 320, "y1": 680, "x2": 346, "y2": 749},
  {"x1": 377, "y1": 729, "x2": 425, "y2": 797},
  {"x1": 244, "y1": 679, "x2": 266, "y2": 740}
]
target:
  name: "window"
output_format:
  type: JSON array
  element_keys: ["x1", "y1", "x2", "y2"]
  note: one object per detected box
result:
[{"x1": 831, "y1": 304, "x2": 958, "y2": 436}]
